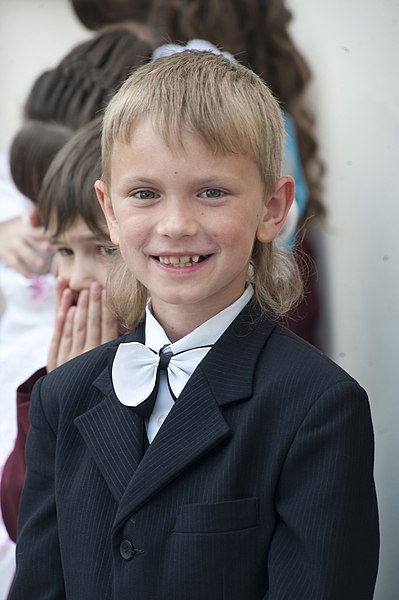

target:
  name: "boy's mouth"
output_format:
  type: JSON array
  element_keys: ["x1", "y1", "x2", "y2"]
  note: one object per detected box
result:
[{"x1": 154, "y1": 255, "x2": 209, "y2": 267}]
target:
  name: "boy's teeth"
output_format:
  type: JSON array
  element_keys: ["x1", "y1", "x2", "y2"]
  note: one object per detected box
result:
[{"x1": 159, "y1": 255, "x2": 201, "y2": 266}]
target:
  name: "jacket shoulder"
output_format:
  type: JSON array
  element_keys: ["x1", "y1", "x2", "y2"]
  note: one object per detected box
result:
[{"x1": 266, "y1": 324, "x2": 364, "y2": 390}]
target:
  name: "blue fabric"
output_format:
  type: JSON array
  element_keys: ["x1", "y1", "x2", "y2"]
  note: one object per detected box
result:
[{"x1": 283, "y1": 112, "x2": 309, "y2": 220}]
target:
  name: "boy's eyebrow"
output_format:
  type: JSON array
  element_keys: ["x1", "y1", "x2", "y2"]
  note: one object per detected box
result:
[
  {"x1": 119, "y1": 173, "x2": 243, "y2": 187},
  {"x1": 118, "y1": 176, "x2": 159, "y2": 187}
]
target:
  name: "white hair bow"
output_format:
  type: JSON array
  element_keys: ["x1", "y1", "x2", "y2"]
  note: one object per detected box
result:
[{"x1": 152, "y1": 39, "x2": 237, "y2": 63}]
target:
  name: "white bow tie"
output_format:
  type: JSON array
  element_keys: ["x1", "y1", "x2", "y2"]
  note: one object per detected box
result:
[{"x1": 111, "y1": 341, "x2": 212, "y2": 417}]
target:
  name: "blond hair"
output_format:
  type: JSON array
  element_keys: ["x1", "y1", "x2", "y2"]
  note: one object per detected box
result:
[
  {"x1": 101, "y1": 51, "x2": 303, "y2": 329},
  {"x1": 148, "y1": 0, "x2": 325, "y2": 226}
]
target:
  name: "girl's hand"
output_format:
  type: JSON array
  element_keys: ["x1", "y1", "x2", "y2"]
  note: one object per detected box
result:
[
  {"x1": 47, "y1": 280, "x2": 74, "y2": 372},
  {"x1": 47, "y1": 282, "x2": 119, "y2": 372}
]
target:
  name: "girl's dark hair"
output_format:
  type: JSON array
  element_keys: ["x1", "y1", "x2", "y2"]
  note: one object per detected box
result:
[
  {"x1": 147, "y1": 0, "x2": 325, "y2": 225},
  {"x1": 38, "y1": 118, "x2": 106, "y2": 239},
  {"x1": 9, "y1": 121, "x2": 72, "y2": 204},
  {"x1": 70, "y1": 0, "x2": 150, "y2": 30},
  {"x1": 24, "y1": 25, "x2": 155, "y2": 130}
]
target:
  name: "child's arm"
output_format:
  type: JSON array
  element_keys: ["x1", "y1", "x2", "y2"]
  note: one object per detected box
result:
[
  {"x1": 0, "y1": 217, "x2": 52, "y2": 277},
  {"x1": 266, "y1": 381, "x2": 379, "y2": 599},
  {"x1": 0, "y1": 368, "x2": 46, "y2": 543},
  {"x1": 10, "y1": 376, "x2": 66, "y2": 598},
  {"x1": 47, "y1": 280, "x2": 119, "y2": 372}
]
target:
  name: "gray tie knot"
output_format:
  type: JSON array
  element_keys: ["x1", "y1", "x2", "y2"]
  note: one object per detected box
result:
[{"x1": 159, "y1": 345, "x2": 173, "y2": 371}]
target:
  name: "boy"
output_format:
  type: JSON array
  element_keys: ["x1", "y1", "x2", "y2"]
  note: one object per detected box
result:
[{"x1": 11, "y1": 51, "x2": 379, "y2": 599}]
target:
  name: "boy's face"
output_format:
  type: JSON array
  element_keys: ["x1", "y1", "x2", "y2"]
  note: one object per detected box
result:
[
  {"x1": 50, "y1": 218, "x2": 115, "y2": 293},
  {"x1": 97, "y1": 118, "x2": 293, "y2": 326}
]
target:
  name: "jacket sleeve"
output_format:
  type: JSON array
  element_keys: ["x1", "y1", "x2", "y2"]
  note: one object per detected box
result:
[
  {"x1": 9, "y1": 374, "x2": 66, "y2": 599},
  {"x1": 1, "y1": 368, "x2": 46, "y2": 543},
  {"x1": 266, "y1": 380, "x2": 379, "y2": 600}
]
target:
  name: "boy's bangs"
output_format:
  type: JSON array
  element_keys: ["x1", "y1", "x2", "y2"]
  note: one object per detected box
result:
[
  {"x1": 102, "y1": 51, "x2": 283, "y2": 187},
  {"x1": 155, "y1": 103, "x2": 257, "y2": 159}
]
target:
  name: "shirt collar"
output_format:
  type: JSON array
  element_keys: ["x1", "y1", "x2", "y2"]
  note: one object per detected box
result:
[{"x1": 145, "y1": 285, "x2": 254, "y2": 354}]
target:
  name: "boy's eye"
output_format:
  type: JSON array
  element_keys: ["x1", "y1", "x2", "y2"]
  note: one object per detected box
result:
[
  {"x1": 200, "y1": 188, "x2": 224, "y2": 199},
  {"x1": 133, "y1": 190, "x2": 158, "y2": 200}
]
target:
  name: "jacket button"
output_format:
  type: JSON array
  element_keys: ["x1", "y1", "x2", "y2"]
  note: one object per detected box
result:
[{"x1": 119, "y1": 539, "x2": 135, "y2": 561}]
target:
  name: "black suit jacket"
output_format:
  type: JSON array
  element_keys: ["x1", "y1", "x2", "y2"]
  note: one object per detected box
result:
[{"x1": 11, "y1": 304, "x2": 379, "y2": 599}]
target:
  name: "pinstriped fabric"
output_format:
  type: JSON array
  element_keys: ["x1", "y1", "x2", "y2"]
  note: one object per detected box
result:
[
  {"x1": 11, "y1": 305, "x2": 379, "y2": 599},
  {"x1": 60, "y1": 460, "x2": 116, "y2": 596},
  {"x1": 112, "y1": 375, "x2": 230, "y2": 527},
  {"x1": 74, "y1": 398, "x2": 144, "y2": 501}
]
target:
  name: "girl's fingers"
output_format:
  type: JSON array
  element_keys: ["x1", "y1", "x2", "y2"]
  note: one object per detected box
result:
[
  {"x1": 85, "y1": 283, "x2": 102, "y2": 350},
  {"x1": 47, "y1": 305, "x2": 68, "y2": 372},
  {"x1": 55, "y1": 278, "x2": 70, "y2": 308},
  {"x1": 47, "y1": 288, "x2": 74, "y2": 371},
  {"x1": 70, "y1": 289, "x2": 89, "y2": 356},
  {"x1": 56, "y1": 305, "x2": 76, "y2": 367}
]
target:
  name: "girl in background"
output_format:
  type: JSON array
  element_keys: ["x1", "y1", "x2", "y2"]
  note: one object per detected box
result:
[{"x1": 1, "y1": 118, "x2": 120, "y2": 595}]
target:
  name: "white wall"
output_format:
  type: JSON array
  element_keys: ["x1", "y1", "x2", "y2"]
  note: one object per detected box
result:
[
  {"x1": 287, "y1": 2, "x2": 399, "y2": 598},
  {"x1": 1, "y1": 0, "x2": 398, "y2": 598},
  {"x1": 0, "y1": 0, "x2": 89, "y2": 153}
]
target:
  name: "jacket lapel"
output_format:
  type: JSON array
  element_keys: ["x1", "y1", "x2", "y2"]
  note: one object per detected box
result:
[
  {"x1": 74, "y1": 325, "x2": 146, "y2": 503},
  {"x1": 199, "y1": 301, "x2": 277, "y2": 408},
  {"x1": 113, "y1": 368, "x2": 231, "y2": 528},
  {"x1": 113, "y1": 302, "x2": 276, "y2": 527}
]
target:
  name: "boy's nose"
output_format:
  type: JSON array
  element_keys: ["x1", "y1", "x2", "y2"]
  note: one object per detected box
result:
[{"x1": 155, "y1": 199, "x2": 198, "y2": 239}]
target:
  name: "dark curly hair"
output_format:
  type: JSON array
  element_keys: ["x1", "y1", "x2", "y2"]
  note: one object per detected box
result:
[
  {"x1": 10, "y1": 121, "x2": 72, "y2": 204},
  {"x1": 69, "y1": 0, "x2": 150, "y2": 30},
  {"x1": 147, "y1": 0, "x2": 325, "y2": 226},
  {"x1": 24, "y1": 24, "x2": 156, "y2": 130}
]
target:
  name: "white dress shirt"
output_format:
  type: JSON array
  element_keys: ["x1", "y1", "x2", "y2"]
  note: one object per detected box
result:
[{"x1": 144, "y1": 285, "x2": 254, "y2": 442}]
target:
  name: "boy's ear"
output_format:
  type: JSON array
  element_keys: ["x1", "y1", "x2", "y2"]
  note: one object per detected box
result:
[
  {"x1": 95, "y1": 179, "x2": 120, "y2": 246},
  {"x1": 256, "y1": 176, "x2": 295, "y2": 244}
]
